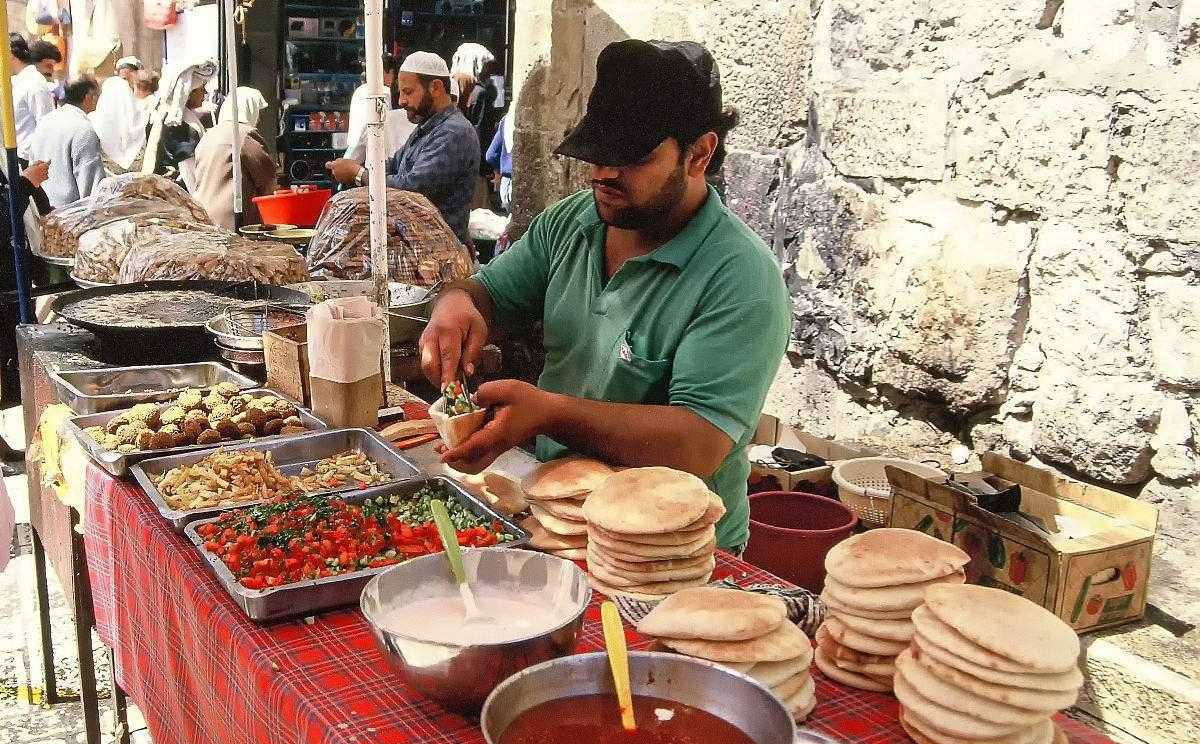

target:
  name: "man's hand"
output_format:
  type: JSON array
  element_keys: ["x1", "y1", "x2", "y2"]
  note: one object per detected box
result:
[
  {"x1": 325, "y1": 159, "x2": 362, "y2": 185},
  {"x1": 419, "y1": 288, "x2": 489, "y2": 387},
  {"x1": 440, "y1": 380, "x2": 557, "y2": 473},
  {"x1": 22, "y1": 161, "x2": 50, "y2": 188}
]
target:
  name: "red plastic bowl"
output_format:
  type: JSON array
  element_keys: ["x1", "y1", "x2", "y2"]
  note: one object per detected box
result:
[
  {"x1": 741, "y1": 491, "x2": 858, "y2": 593},
  {"x1": 251, "y1": 187, "x2": 332, "y2": 227}
]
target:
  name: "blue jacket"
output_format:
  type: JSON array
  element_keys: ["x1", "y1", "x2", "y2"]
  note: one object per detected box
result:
[
  {"x1": 385, "y1": 105, "x2": 479, "y2": 243},
  {"x1": 485, "y1": 119, "x2": 511, "y2": 177}
]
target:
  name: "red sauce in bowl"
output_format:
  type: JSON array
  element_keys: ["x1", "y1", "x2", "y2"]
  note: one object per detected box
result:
[{"x1": 497, "y1": 694, "x2": 754, "y2": 744}]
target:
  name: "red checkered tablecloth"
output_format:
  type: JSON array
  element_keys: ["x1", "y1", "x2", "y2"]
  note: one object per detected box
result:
[{"x1": 81, "y1": 463, "x2": 1111, "y2": 744}]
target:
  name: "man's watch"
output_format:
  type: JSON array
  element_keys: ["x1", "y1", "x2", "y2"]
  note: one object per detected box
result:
[{"x1": 354, "y1": 166, "x2": 367, "y2": 186}]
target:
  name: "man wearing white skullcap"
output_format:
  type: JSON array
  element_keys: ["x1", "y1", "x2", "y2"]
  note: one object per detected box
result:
[
  {"x1": 326, "y1": 50, "x2": 479, "y2": 244},
  {"x1": 91, "y1": 56, "x2": 145, "y2": 169}
]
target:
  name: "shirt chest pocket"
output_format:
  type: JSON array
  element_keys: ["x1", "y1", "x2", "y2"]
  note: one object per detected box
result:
[{"x1": 605, "y1": 331, "x2": 671, "y2": 404}]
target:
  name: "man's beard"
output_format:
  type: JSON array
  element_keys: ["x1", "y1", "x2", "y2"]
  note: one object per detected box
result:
[
  {"x1": 593, "y1": 161, "x2": 687, "y2": 231},
  {"x1": 405, "y1": 95, "x2": 433, "y2": 124}
]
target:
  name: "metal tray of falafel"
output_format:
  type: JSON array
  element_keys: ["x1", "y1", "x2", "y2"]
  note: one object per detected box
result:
[
  {"x1": 130, "y1": 428, "x2": 424, "y2": 531},
  {"x1": 65, "y1": 387, "x2": 326, "y2": 477}
]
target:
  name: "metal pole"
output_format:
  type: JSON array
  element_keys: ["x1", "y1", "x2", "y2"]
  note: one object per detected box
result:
[
  {"x1": 223, "y1": 0, "x2": 243, "y2": 229},
  {"x1": 364, "y1": 0, "x2": 391, "y2": 382},
  {"x1": 0, "y1": 5, "x2": 34, "y2": 324}
]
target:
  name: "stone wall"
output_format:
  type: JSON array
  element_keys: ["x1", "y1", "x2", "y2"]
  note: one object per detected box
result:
[{"x1": 509, "y1": 0, "x2": 1200, "y2": 628}]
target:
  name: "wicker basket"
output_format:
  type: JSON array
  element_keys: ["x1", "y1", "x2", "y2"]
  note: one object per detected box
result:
[{"x1": 832, "y1": 457, "x2": 946, "y2": 528}]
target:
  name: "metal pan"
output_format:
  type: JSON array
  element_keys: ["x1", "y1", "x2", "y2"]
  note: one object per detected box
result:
[
  {"x1": 51, "y1": 362, "x2": 258, "y2": 414},
  {"x1": 64, "y1": 388, "x2": 325, "y2": 477},
  {"x1": 69, "y1": 273, "x2": 114, "y2": 289},
  {"x1": 32, "y1": 249, "x2": 75, "y2": 267},
  {"x1": 183, "y1": 477, "x2": 531, "y2": 622},
  {"x1": 131, "y1": 428, "x2": 424, "y2": 531}
]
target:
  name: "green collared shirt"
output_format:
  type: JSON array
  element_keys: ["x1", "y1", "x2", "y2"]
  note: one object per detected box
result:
[{"x1": 476, "y1": 186, "x2": 790, "y2": 547}]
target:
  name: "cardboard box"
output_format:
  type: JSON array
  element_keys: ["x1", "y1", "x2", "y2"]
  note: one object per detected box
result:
[
  {"x1": 887, "y1": 453, "x2": 1158, "y2": 633},
  {"x1": 749, "y1": 414, "x2": 878, "y2": 491},
  {"x1": 264, "y1": 324, "x2": 310, "y2": 407}
]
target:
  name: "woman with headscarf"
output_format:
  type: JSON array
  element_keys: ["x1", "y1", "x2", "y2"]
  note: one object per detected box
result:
[
  {"x1": 192, "y1": 86, "x2": 278, "y2": 229},
  {"x1": 141, "y1": 57, "x2": 217, "y2": 192},
  {"x1": 90, "y1": 56, "x2": 145, "y2": 170}
]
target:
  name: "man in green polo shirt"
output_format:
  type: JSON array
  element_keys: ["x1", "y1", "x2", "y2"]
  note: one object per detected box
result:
[{"x1": 419, "y1": 39, "x2": 790, "y2": 551}]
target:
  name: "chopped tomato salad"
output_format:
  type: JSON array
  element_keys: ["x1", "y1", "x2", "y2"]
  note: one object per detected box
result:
[{"x1": 195, "y1": 483, "x2": 516, "y2": 591}]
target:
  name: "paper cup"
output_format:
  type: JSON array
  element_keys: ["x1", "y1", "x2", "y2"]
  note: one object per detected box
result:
[{"x1": 428, "y1": 397, "x2": 487, "y2": 447}]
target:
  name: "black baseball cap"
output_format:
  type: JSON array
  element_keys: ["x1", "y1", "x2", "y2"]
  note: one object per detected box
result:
[{"x1": 555, "y1": 39, "x2": 722, "y2": 167}]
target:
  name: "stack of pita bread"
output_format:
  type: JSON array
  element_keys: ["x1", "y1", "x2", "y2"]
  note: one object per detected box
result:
[
  {"x1": 815, "y1": 528, "x2": 969, "y2": 692},
  {"x1": 637, "y1": 587, "x2": 817, "y2": 721},
  {"x1": 519, "y1": 457, "x2": 617, "y2": 560},
  {"x1": 896, "y1": 584, "x2": 1080, "y2": 744},
  {"x1": 582, "y1": 467, "x2": 724, "y2": 600}
]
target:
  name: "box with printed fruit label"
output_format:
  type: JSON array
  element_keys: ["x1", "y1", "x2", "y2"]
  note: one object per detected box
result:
[{"x1": 886, "y1": 453, "x2": 1158, "y2": 633}]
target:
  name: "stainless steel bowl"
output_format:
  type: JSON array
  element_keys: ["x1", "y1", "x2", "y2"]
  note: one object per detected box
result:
[
  {"x1": 480, "y1": 651, "x2": 797, "y2": 744},
  {"x1": 360, "y1": 548, "x2": 590, "y2": 713}
]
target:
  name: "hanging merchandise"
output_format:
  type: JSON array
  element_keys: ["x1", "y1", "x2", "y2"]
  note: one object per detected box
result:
[
  {"x1": 29, "y1": 0, "x2": 56, "y2": 27},
  {"x1": 145, "y1": 0, "x2": 179, "y2": 30},
  {"x1": 73, "y1": 0, "x2": 121, "y2": 73}
]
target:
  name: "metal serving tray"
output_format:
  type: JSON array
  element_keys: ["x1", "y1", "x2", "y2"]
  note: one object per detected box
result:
[
  {"x1": 131, "y1": 428, "x2": 424, "y2": 531},
  {"x1": 64, "y1": 388, "x2": 325, "y2": 477},
  {"x1": 32, "y1": 248, "x2": 74, "y2": 267},
  {"x1": 183, "y1": 476, "x2": 531, "y2": 622},
  {"x1": 51, "y1": 362, "x2": 258, "y2": 414}
]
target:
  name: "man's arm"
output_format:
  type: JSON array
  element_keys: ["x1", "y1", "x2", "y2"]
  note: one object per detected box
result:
[
  {"x1": 419, "y1": 278, "x2": 495, "y2": 386},
  {"x1": 439, "y1": 381, "x2": 733, "y2": 477}
]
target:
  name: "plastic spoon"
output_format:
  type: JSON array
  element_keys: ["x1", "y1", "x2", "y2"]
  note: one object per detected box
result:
[
  {"x1": 430, "y1": 499, "x2": 486, "y2": 624},
  {"x1": 600, "y1": 601, "x2": 637, "y2": 732}
]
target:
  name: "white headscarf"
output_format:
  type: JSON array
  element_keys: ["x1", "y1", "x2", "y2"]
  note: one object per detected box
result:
[
  {"x1": 218, "y1": 86, "x2": 268, "y2": 127},
  {"x1": 450, "y1": 43, "x2": 494, "y2": 78},
  {"x1": 141, "y1": 57, "x2": 217, "y2": 182},
  {"x1": 91, "y1": 75, "x2": 142, "y2": 168}
]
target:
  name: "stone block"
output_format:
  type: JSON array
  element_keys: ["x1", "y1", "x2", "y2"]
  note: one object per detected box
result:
[
  {"x1": 952, "y1": 85, "x2": 1112, "y2": 217},
  {"x1": 1139, "y1": 477, "x2": 1200, "y2": 627},
  {"x1": 1027, "y1": 224, "x2": 1144, "y2": 376},
  {"x1": 1112, "y1": 86, "x2": 1200, "y2": 243},
  {"x1": 1058, "y1": 0, "x2": 1138, "y2": 66},
  {"x1": 816, "y1": 82, "x2": 948, "y2": 179},
  {"x1": 1146, "y1": 275, "x2": 1200, "y2": 389},
  {"x1": 510, "y1": 128, "x2": 590, "y2": 239},
  {"x1": 717, "y1": 148, "x2": 783, "y2": 244},
  {"x1": 1181, "y1": 0, "x2": 1200, "y2": 59},
  {"x1": 1032, "y1": 377, "x2": 1160, "y2": 485}
]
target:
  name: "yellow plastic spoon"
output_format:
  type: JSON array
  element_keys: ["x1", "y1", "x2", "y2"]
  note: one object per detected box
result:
[{"x1": 600, "y1": 601, "x2": 637, "y2": 732}]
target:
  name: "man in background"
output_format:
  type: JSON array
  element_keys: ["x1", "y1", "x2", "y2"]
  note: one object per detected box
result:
[
  {"x1": 326, "y1": 51, "x2": 479, "y2": 245},
  {"x1": 28, "y1": 77, "x2": 105, "y2": 207},
  {"x1": 11, "y1": 38, "x2": 61, "y2": 162},
  {"x1": 92, "y1": 56, "x2": 145, "y2": 169}
]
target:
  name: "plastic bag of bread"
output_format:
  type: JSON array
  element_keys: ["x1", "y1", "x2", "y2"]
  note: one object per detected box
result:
[
  {"x1": 74, "y1": 216, "x2": 226, "y2": 283},
  {"x1": 117, "y1": 231, "x2": 310, "y2": 285},
  {"x1": 40, "y1": 199, "x2": 206, "y2": 259},
  {"x1": 93, "y1": 173, "x2": 211, "y2": 223},
  {"x1": 305, "y1": 187, "x2": 472, "y2": 288}
]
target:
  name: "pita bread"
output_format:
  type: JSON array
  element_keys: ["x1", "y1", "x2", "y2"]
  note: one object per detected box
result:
[
  {"x1": 895, "y1": 650, "x2": 1048, "y2": 727},
  {"x1": 588, "y1": 572, "x2": 711, "y2": 602},
  {"x1": 529, "y1": 504, "x2": 589, "y2": 536},
  {"x1": 635, "y1": 586, "x2": 789, "y2": 642},
  {"x1": 820, "y1": 591, "x2": 913, "y2": 620},
  {"x1": 590, "y1": 531, "x2": 716, "y2": 561},
  {"x1": 788, "y1": 685, "x2": 817, "y2": 722},
  {"x1": 588, "y1": 546, "x2": 712, "y2": 574},
  {"x1": 823, "y1": 571, "x2": 964, "y2": 612},
  {"x1": 589, "y1": 554, "x2": 715, "y2": 587},
  {"x1": 532, "y1": 496, "x2": 587, "y2": 521},
  {"x1": 900, "y1": 710, "x2": 1055, "y2": 744},
  {"x1": 770, "y1": 670, "x2": 810, "y2": 700},
  {"x1": 521, "y1": 518, "x2": 588, "y2": 551},
  {"x1": 814, "y1": 647, "x2": 892, "y2": 692},
  {"x1": 823, "y1": 615, "x2": 909, "y2": 656},
  {"x1": 523, "y1": 456, "x2": 617, "y2": 500},
  {"x1": 924, "y1": 584, "x2": 1081, "y2": 674},
  {"x1": 747, "y1": 655, "x2": 811, "y2": 687},
  {"x1": 591, "y1": 522, "x2": 713, "y2": 546},
  {"x1": 583, "y1": 467, "x2": 716, "y2": 533},
  {"x1": 911, "y1": 636, "x2": 1083, "y2": 693},
  {"x1": 913, "y1": 606, "x2": 1032, "y2": 674},
  {"x1": 835, "y1": 611, "x2": 916, "y2": 643},
  {"x1": 548, "y1": 547, "x2": 588, "y2": 560},
  {"x1": 660, "y1": 620, "x2": 811, "y2": 663},
  {"x1": 815, "y1": 624, "x2": 893, "y2": 667},
  {"x1": 825, "y1": 528, "x2": 969, "y2": 588},
  {"x1": 908, "y1": 642, "x2": 1077, "y2": 712},
  {"x1": 719, "y1": 660, "x2": 756, "y2": 674},
  {"x1": 894, "y1": 672, "x2": 1029, "y2": 739}
]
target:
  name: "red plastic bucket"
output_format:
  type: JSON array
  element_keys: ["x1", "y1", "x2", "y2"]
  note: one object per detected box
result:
[
  {"x1": 252, "y1": 187, "x2": 332, "y2": 227},
  {"x1": 741, "y1": 491, "x2": 858, "y2": 592}
]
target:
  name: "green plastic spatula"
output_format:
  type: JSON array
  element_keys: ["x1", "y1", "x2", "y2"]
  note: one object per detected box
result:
[{"x1": 430, "y1": 499, "x2": 486, "y2": 624}]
